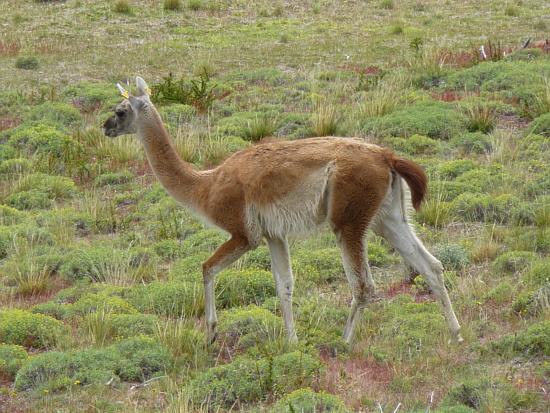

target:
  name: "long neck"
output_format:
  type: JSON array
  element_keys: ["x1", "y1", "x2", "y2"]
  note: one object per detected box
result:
[{"x1": 137, "y1": 110, "x2": 206, "y2": 209}]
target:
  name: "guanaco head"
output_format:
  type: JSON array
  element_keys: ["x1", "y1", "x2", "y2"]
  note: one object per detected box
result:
[{"x1": 103, "y1": 77, "x2": 152, "y2": 137}]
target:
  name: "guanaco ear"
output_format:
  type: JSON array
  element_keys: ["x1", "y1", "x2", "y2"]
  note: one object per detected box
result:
[{"x1": 135, "y1": 76, "x2": 151, "y2": 97}]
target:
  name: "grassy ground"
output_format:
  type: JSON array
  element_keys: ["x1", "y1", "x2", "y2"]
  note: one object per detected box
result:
[{"x1": 0, "y1": 0, "x2": 549, "y2": 412}]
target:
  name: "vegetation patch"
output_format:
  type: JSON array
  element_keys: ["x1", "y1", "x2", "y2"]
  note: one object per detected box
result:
[
  {"x1": 14, "y1": 336, "x2": 171, "y2": 391},
  {"x1": 218, "y1": 305, "x2": 283, "y2": 350},
  {"x1": 271, "y1": 388, "x2": 348, "y2": 412},
  {"x1": 0, "y1": 309, "x2": 67, "y2": 349},
  {"x1": 0, "y1": 344, "x2": 28, "y2": 380},
  {"x1": 185, "y1": 351, "x2": 322, "y2": 408},
  {"x1": 217, "y1": 268, "x2": 276, "y2": 307},
  {"x1": 361, "y1": 101, "x2": 467, "y2": 140},
  {"x1": 492, "y1": 320, "x2": 550, "y2": 358}
]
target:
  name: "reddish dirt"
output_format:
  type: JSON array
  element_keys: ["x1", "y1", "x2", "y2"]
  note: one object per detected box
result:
[
  {"x1": 0, "y1": 40, "x2": 20, "y2": 57},
  {"x1": 0, "y1": 117, "x2": 20, "y2": 132},
  {"x1": 383, "y1": 280, "x2": 433, "y2": 303},
  {"x1": 319, "y1": 352, "x2": 393, "y2": 410}
]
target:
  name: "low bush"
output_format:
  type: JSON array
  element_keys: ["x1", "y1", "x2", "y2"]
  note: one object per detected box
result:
[
  {"x1": 68, "y1": 292, "x2": 137, "y2": 317},
  {"x1": 63, "y1": 82, "x2": 121, "y2": 112},
  {"x1": 5, "y1": 189, "x2": 52, "y2": 210},
  {"x1": 450, "y1": 132, "x2": 492, "y2": 155},
  {"x1": 218, "y1": 305, "x2": 283, "y2": 350},
  {"x1": 94, "y1": 170, "x2": 133, "y2": 187},
  {"x1": 271, "y1": 388, "x2": 348, "y2": 413},
  {"x1": 0, "y1": 205, "x2": 27, "y2": 226},
  {"x1": 528, "y1": 112, "x2": 550, "y2": 137},
  {"x1": 443, "y1": 379, "x2": 490, "y2": 410},
  {"x1": 436, "y1": 160, "x2": 478, "y2": 179},
  {"x1": 0, "y1": 344, "x2": 28, "y2": 380},
  {"x1": 378, "y1": 296, "x2": 446, "y2": 359},
  {"x1": 361, "y1": 101, "x2": 467, "y2": 140},
  {"x1": 25, "y1": 102, "x2": 82, "y2": 128},
  {"x1": 436, "y1": 244, "x2": 470, "y2": 271},
  {"x1": 13, "y1": 173, "x2": 77, "y2": 200},
  {"x1": 492, "y1": 320, "x2": 550, "y2": 358},
  {"x1": 0, "y1": 309, "x2": 67, "y2": 349},
  {"x1": 183, "y1": 229, "x2": 227, "y2": 255},
  {"x1": 384, "y1": 134, "x2": 440, "y2": 156},
  {"x1": 292, "y1": 248, "x2": 344, "y2": 284},
  {"x1": 15, "y1": 56, "x2": 38, "y2": 70},
  {"x1": 492, "y1": 251, "x2": 536, "y2": 275},
  {"x1": 14, "y1": 336, "x2": 171, "y2": 391},
  {"x1": 452, "y1": 193, "x2": 519, "y2": 223},
  {"x1": 523, "y1": 259, "x2": 550, "y2": 288},
  {"x1": 217, "y1": 268, "x2": 276, "y2": 307},
  {"x1": 8, "y1": 124, "x2": 76, "y2": 158},
  {"x1": 186, "y1": 351, "x2": 322, "y2": 408},
  {"x1": 109, "y1": 313, "x2": 158, "y2": 338},
  {"x1": 127, "y1": 281, "x2": 204, "y2": 317},
  {"x1": 169, "y1": 252, "x2": 208, "y2": 282},
  {"x1": 0, "y1": 158, "x2": 31, "y2": 175}
]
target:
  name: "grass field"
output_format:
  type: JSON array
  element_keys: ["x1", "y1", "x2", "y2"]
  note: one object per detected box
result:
[{"x1": 0, "y1": 0, "x2": 549, "y2": 412}]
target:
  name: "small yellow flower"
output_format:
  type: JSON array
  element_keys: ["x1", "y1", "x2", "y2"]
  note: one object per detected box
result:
[
  {"x1": 43, "y1": 389, "x2": 49, "y2": 394},
  {"x1": 74, "y1": 380, "x2": 81, "y2": 385}
]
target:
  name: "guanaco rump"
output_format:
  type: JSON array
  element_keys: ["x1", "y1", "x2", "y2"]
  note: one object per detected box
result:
[{"x1": 103, "y1": 77, "x2": 463, "y2": 345}]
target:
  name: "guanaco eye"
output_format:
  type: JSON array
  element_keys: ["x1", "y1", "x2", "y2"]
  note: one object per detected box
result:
[{"x1": 115, "y1": 110, "x2": 125, "y2": 118}]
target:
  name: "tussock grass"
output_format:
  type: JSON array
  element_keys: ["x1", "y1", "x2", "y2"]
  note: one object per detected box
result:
[{"x1": 311, "y1": 96, "x2": 339, "y2": 136}]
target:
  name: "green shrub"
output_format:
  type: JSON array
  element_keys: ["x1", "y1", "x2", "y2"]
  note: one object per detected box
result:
[
  {"x1": 59, "y1": 246, "x2": 149, "y2": 283},
  {"x1": 450, "y1": 132, "x2": 492, "y2": 155},
  {"x1": 444, "y1": 59, "x2": 550, "y2": 117},
  {"x1": 10, "y1": 174, "x2": 77, "y2": 204},
  {"x1": 153, "y1": 239, "x2": 185, "y2": 260},
  {"x1": 169, "y1": 252, "x2": 208, "y2": 281},
  {"x1": 183, "y1": 229, "x2": 227, "y2": 255},
  {"x1": 437, "y1": 160, "x2": 478, "y2": 179},
  {"x1": 5, "y1": 189, "x2": 53, "y2": 210},
  {"x1": 0, "y1": 144, "x2": 17, "y2": 162},
  {"x1": 111, "y1": 336, "x2": 171, "y2": 381},
  {"x1": 0, "y1": 344, "x2": 28, "y2": 380},
  {"x1": 159, "y1": 104, "x2": 195, "y2": 127},
  {"x1": 186, "y1": 351, "x2": 322, "y2": 408},
  {"x1": 492, "y1": 251, "x2": 536, "y2": 275},
  {"x1": 218, "y1": 305, "x2": 283, "y2": 350},
  {"x1": 0, "y1": 309, "x2": 67, "y2": 349},
  {"x1": 8, "y1": 124, "x2": 78, "y2": 157},
  {"x1": 25, "y1": 102, "x2": 82, "y2": 128},
  {"x1": 378, "y1": 296, "x2": 446, "y2": 359},
  {"x1": 113, "y1": 0, "x2": 132, "y2": 13},
  {"x1": 528, "y1": 112, "x2": 550, "y2": 137},
  {"x1": 443, "y1": 379, "x2": 490, "y2": 409},
  {"x1": 271, "y1": 388, "x2": 348, "y2": 413},
  {"x1": 452, "y1": 193, "x2": 519, "y2": 223},
  {"x1": 14, "y1": 337, "x2": 171, "y2": 391},
  {"x1": 492, "y1": 320, "x2": 550, "y2": 358},
  {"x1": 512, "y1": 285, "x2": 550, "y2": 317},
  {"x1": 483, "y1": 281, "x2": 513, "y2": 304},
  {"x1": 436, "y1": 244, "x2": 470, "y2": 271},
  {"x1": 127, "y1": 281, "x2": 204, "y2": 317},
  {"x1": 0, "y1": 158, "x2": 32, "y2": 175},
  {"x1": 217, "y1": 268, "x2": 276, "y2": 307},
  {"x1": 293, "y1": 248, "x2": 344, "y2": 284},
  {"x1": 0, "y1": 224, "x2": 53, "y2": 258},
  {"x1": 109, "y1": 314, "x2": 158, "y2": 338},
  {"x1": 361, "y1": 101, "x2": 467, "y2": 140},
  {"x1": 0, "y1": 205, "x2": 26, "y2": 225},
  {"x1": 524, "y1": 259, "x2": 550, "y2": 288},
  {"x1": 384, "y1": 134, "x2": 440, "y2": 155},
  {"x1": 243, "y1": 114, "x2": 279, "y2": 142},
  {"x1": 68, "y1": 292, "x2": 137, "y2": 317},
  {"x1": 15, "y1": 56, "x2": 38, "y2": 70},
  {"x1": 94, "y1": 170, "x2": 133, "y2": 186},
  {"x1": 63, "y1": 82, "x2": 121, "y2": 112},
  {"x1": 163, "y1": 0, "x2": 182, "y2": 11},
  {"x1": 242, "y1": 246, "x2": 271, "y2": 270}
]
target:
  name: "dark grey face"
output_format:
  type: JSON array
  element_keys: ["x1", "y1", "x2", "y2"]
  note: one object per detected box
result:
[{"x1": 103, "y1": 100, "x2": 137, "y2": 137}]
